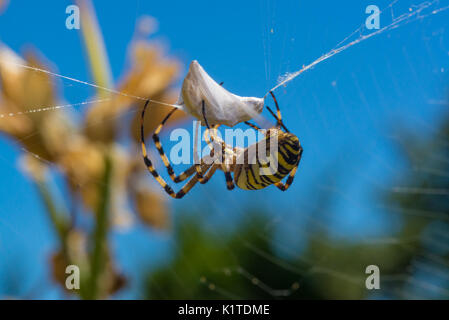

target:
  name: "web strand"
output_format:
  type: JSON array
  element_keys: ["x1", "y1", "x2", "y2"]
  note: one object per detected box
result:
[
  {"x1": 1, "y1": 61, "x2": 181, "y2": 109},
  {"x1": 0, "y1": 98, "x2": 110, "y2": 118},
  {"x1": 1, "y1": 0, "x2": 447, "y2": 114},
  {"x1": 265, "y1": 0, "x2": 449, "y2": 98}
]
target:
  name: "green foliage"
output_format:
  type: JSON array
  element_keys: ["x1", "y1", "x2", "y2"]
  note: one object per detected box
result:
[{"x1": 145, "y1": 215, "x2": 303, "y2": 299}]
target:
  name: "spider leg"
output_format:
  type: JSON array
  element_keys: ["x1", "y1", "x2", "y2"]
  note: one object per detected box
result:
[
  {"x1": 222, "y1": 168, "x2": 235, "y2": 190},
  {"x1": 269, "y1": 91, "x2": 283, "y2": 124},
  {"x1": 168, "y1": 171, "x2": 207, "y2": 199},
  {"x1": 202, "y1": 100, "x2": 224, "y2": 149},
  {"x1": 244, "y1": 121, "x2": 270, "y2": 139},
  {"x1": 169, "y1": 164, "x2": 222, "y2": 199},
  {"x1": 173, "y1": 162, "x2": 212, "y2": 182},
  {"x1": 203, "y1": 123, "x2": 221, "y2": 153},
  {"x1": 152, "y1": 107, "x2": 213, "y2": 183},
  {"x1": 244, "y1": 121, "x2": 262, "y2": 131},
  {"x1": 274, "y1": 148, "x2": 303, "y2": 191},
  {"x1": 201, "y1": 100, "x2": 235, "y2": 190},
  {"x1": 274, "y1": 167, "x2": 297, "y2": 191},
  {"x1": 202, "y1": 100, "x2": 210, "y2": 129},
  {"x1": 141, "y1": 99, "x2": 214, "y2": 198},
  {"x1": 199, "y1": 163, "x2": 220, "y2": 184},
  {"x1": 266, "y1": 91, "x2": 290, "y2": 132},
  {"x1": 199, "y1": 113, "x2": 221, "y2": 171},
  {"x1": 193, "y1": 100, "x2": 219, "y2": 178},
  {"x1": 201, "y1": 99, "x2": 225, "y2": 163},
  {"x1": 193, "y1": 120, "x2": 204, "y2": 178},
  {"x1": 194, "y1": 86, "x2": 222, "y2": 177},
  {"x1": 220, "y1": 151, "x2": 235, "y2": 190},
  {"x1": 266, "y1": 106, "x2": 290, "y2": 133},
  {"x1": 142, "y1": 147, "x2": 211, "y2": 198}
]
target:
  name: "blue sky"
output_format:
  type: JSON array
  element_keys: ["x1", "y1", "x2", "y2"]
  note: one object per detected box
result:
[{"x1": 0, "y1": 0, "x2": 448, "y2": 298}]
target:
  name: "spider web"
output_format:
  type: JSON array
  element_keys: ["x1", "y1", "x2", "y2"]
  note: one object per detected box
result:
[
  {"x1": 0, "y1": 0, "x2": 449, "y2": 299},
  {"x1": 174, "y1": 0, "x2": 449, "y2": 299}
]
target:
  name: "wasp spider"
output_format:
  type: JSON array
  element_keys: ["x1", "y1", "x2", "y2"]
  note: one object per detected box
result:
[{"x1": 140, "y1": 91, "x2": 303, "y2": 199}]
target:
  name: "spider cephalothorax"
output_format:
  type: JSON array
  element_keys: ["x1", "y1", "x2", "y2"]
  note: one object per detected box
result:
[{"x1": 140, "y1": 91, "x2": 303, "y2": 199}]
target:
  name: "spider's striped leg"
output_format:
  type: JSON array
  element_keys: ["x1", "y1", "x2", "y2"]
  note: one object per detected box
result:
[
  {"x1": 193, "y1": 120, "x2": 204, "y2": 179},
  {"x1": 203, "y1": 123, "x2": 222, "y2": 160},
  {"x1": 221, "y1": 163, "x2": 235, "y2": 190},
  {"x1": 170, "y1": 162, "x2": 213, "y2": 182},
  {"x1": 192, "y1": 100, "x2": 217, "y2": 179},
  {"x1": 174, "y1": 163, "x2": 229, "y2": 197},
  {"x1": 200, "y1": 100, "x2": 225, "y2": 169},
  {"x1": 201, "y1": 99, "x2": 235, "y2": 190},
  {"x1": 274, "y1": 167, "x2": 297, "y2": 191},
  {"x1": 220, "y1": 150, "x2": 235, "y2": 190},
  {"x1": 154, "y1": 106, "x2": 209, "y2": 181},
  {"x1": 274, "y1": 148, "x2": 303, "y2": 191},
  {"x1": 204, "y1": 124, "x2": 234, "y2": 190},
  {"x1": 244, "y1": 121, "x2": 272, "y2": 139},
  {"x1": 267, "y1": 91, "x2": 290, "y2": 132},
  {"x1": 142, "y1": 144, "x2": 213, "y2": 198},
  {"x1": 203, "y1": 123, "x2": 234, "y2": 190},
  {"x1": 223, "y1": 169, "x2": 235, "y2": 190},
  {"x1": 201, "y1": 100, "x2": 226, "y2": 153},
  {"x1": 196, "y1": 120, "x2": 221, "y2": 178},
  {"x1": 141, "y1": 99, "x2": 213, "y2": 198},
  {"x1": 202, "y1": 80, "x2": 223, "y2": 152},
  {"x1": 197, "y1": 98, "x2": 225, "y2": 176},
  {"x1": 203, "y1": 125, "x2": 233, "y2": 189},
  {"x1": 152, "y1": 107, "x2": 212, "y2": 183},
  {"x1": 199, "y1": 163, "x2": 220, "y2": 184},
  {"x1": 266, "y1": 106, "x2": 290, "y2": 133},
  {"x1": 269, "y1": 91, "x2": 283, "y2": 123},
  {"x1": 244, "y1": 121, "x2": 262, "y2": 131},
  {"x1": 164, "y1": 171, "x2": 207, "y2": 199}
]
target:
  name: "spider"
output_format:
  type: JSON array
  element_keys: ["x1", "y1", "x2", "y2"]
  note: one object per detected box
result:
[{"x1": 140, "y1": 91, "x2": 303, "y2": 199}]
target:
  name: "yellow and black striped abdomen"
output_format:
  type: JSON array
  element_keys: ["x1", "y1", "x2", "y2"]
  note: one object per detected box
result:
[{"x1": 235, "y1": 133, "x2": 302, "y2": 190}]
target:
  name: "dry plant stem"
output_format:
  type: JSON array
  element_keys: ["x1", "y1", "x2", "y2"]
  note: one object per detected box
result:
[
  {"x1": 35, "y1": 179, "x2": 92, "y2": 297},
  {"x1": 75, "y1": 0, "x2": 113, "y2": 95},
  {"x1": 86, "y1": 154, "x2": 112, "y2": 299},
  {"x1": 35, "y1": 179, "x2": 70, "y2": 253}
]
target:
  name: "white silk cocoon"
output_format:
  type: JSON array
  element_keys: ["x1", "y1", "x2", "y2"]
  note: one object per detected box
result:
[{"x1": 177, "y1": 60, "x2": 264, "y2": 127}]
